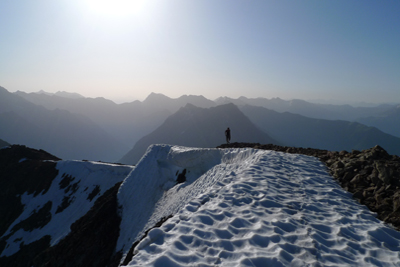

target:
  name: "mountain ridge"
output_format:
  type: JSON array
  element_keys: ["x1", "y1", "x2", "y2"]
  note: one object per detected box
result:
[
  {"x1": 1, "y1": 88, "x2": 125, "y2": 161},
  {"x1": 240, "y1": 105, "x2": 400, "y2": 156},
  {"x1": 3, "y1": 87, "x2": 400, "y2": 162},
  {"x1": 119, "y1": 103, "x2": 280, "y2": 164}
]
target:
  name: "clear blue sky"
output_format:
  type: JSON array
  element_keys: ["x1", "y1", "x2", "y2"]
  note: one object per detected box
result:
[{"x1": 1, "y1": 0, "x2": 399, "y2": 103}]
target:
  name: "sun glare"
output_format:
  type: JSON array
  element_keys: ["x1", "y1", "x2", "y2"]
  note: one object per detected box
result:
[{"x1": 85, "y1": 0, "x2": 147, "y2": 17}]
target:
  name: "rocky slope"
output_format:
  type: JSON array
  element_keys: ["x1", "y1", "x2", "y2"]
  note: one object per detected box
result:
[
  {"x1": 0, "y1": 145, "x2": 132, "y2": 267},
  {"x1": 217, "y1": 142, "x2": 400, "y2": 230}
]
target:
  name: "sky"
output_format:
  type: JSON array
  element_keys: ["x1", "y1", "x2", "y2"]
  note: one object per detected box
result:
[{"x1": 1, "y1": 0, "x2": 399, "y2": 104}]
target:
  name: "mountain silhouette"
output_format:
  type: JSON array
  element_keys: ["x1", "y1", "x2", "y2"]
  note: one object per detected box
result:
[
  {"x1": 240, "y1": 105, "x2": 400, "y2": 156},
  {"x1": 357, "y1": 105, "x2": 400, "y2": 138},
  {"x1": 216, "y1": 95, "x2": 395, "y2": 121},
  {"x1": 15, "y1": 91, "x2": 217, "y2": 149},
  {"x1": 0, "y1": 138, "x2": 9, "y2": 148},
  {"x1": 1, "y1": 88, "x2": 124, "y2": 161},
  {"x1": 7, "y1": 88, "x2": 400, "y2": 161},
  {"x1": 119, "y1": 103, "x2": 280, "y2": 164}
]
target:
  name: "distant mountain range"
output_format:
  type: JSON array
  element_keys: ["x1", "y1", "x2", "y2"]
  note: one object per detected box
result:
[
  {"x1": 119, "y1": 103, "x2": 280, "y2": 164},
  {"x1": 0, "y1": 87, "x2": 124, "y2": 161},
  {"x1": 240, "y1": 105, "x2": 400, "y2": 156},
  {"x1": 356, "y1": 105, "x2": 400, "y2": 138},
  {"x1": 215, "y1": 96, "x2": 396, "y2": 122},
  {"x1": 32, "y1": 90, "x2": 85, "y2": 99},
  {"x1": 14, "y1": 91, "x2": 216, "y2": 149},
  {"x1": 1, "y1": 86, "x2": 400, "y2": 162}
]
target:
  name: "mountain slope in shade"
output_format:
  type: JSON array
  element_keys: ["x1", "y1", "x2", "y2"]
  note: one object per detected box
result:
[
  {"x1": 357, "y1": 105, "x2": 400, "y2": 138},
  {"x1": 142, "y1": 92, "x2": 216, "y2": 112},
  {"x1": 15, "y1": 91, "x2": 216, "y2": 148},
  {"x1": 0, "y1": 86, "x2": 37, "y2": 113},
  {"x1": 119, "y1": 103, "x2": 280, "y2": 164},
  {"x1": 1, "y1": 88, "x2": 125, "y2": 161},
  {"x1": 216, "y1": 95, "x2": 396, "y2": 121},
  {"x1": 0, "y1": 139, "x2": 9, "y2": 148},
  {"x1": 0, "y1": 145, "x2": 133, "y2": 266},
  {"x1": 240, "y1": 105, "x2": 400, "y2": 156}
]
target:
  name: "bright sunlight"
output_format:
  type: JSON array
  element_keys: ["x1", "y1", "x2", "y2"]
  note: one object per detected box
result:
[{"x1": 84, "y1": 0, "x2": 147, "y2": 17}]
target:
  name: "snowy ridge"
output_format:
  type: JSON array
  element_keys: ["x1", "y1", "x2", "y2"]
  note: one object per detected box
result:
[
  {"x1": 1, "y1": 160, "x2": 133, "y2": 257},
  {"x1": 118, "y1": 145, "x2": 400, "y2": 266},
  {"x1": 117, "y1": 145, "x2": 264, "y2": 253}
]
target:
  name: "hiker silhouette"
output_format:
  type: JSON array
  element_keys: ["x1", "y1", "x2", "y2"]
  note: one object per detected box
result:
[{"x1": 225, "y1": 127, "x2": 231, "y2": 144}]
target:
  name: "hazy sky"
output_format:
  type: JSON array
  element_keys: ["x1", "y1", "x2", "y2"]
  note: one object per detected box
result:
[{"x1": 1, "y1": 0, "x2": 399, "y2": 103}]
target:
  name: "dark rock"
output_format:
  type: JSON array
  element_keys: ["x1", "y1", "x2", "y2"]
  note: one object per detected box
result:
[
  {"x1": 350, "y1": 174, "x2": 363, "y2": 185},
  {"x1": 0, "y1": 145, "x2": 60, "y2": 239},
  {"x1": 11, "y1": 201, "x2": 52, "y2": 233},
  {"x1": 375, "y1": 161, "x2": 392, "y2": 184},
  {"x1": 343, "y1": 172, "x2": 355, "y2": 182},
  {"x1": 176, "y1": 169, "x2": 187, "y2": 184},
  {"x1": 33, "y1": 183, "x2": 123, "y2": 267},
  {"x1": 353, "y1": 189, "x2": 364, "y2": 201}
]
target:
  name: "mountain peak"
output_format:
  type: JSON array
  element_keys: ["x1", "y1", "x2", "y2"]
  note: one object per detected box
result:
[
  {"x1": 54, "y1": 91, "x2": 84, "y2": 99},
  {"x1": 143, "y1": 92, "x2": 170, "y2": 102},
  {"x1": 119, "y1": 103, "x2": 279, "y2": 164}
]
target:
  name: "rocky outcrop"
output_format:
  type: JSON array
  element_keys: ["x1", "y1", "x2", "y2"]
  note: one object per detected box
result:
[
  {"x1": 217, "y1": 143, "x2": 400, "y2": 230},
  {"x1": 323, "y1": 145, "x2": 400, "y2": 228},
  {"x1": 0, "y1": 145, "x2": 61, "y2": 267},
  {"x1": 0, "y1": 145, "x2": 60, "y2": 237},
  {"x1": 0, "y1": 145, "x2": 125, "y2": 267},
  {"x1": 33, "y1": 183, "x2": 123, "y2": 267}
]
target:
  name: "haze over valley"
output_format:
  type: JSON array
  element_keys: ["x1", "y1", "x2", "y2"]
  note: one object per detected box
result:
[{"x1": 1, "y1": 86, "x2": 400, "y2": 164}]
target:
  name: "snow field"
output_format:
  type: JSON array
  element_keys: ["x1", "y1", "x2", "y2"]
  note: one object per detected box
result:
[
  {"x1": 117, "y1": 145, "x2": 262, "y2": 253},
  {"x1": 1, "y1": 160, "x2": 133, "y2": 257},
  {"x1": 124, "y1": 147, "x2": 400, "y2": 267}
]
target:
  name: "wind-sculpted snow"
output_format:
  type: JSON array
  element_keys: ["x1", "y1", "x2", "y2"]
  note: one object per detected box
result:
[
  {"x1": 117, "y1": 145, "x2": 264, "y2": 254},
  {"x1": 0, "y1": 160, "x2": 133, "y2": 257},
  {"x1": 122, "y1": 147, "x2": 400, "y2": 266}
]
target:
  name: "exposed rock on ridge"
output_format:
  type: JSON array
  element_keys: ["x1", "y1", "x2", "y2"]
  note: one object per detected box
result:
[{"x1": 217, "y1": 142, "x2": 400, "y2": 230}]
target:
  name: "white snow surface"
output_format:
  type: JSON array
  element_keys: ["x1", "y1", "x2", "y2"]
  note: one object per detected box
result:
[
  {"x1": 3, "y1": 144, "x2": 400, "y2": 266},
  {"x1": 119, "y1": 145, "x2": 400, "y2": 267},
  {"x1": 1, "y1": 160, "x2": 133, "y2": 257}
]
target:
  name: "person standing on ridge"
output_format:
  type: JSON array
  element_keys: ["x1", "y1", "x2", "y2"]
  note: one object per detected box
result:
[{"x1": 225, "y1": 127, "x2": 231, "y2": 144}]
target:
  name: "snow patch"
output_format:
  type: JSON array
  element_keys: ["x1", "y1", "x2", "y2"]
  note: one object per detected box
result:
[{"x1": 0, "y1": 160, "x2": 133, "y2": 257}]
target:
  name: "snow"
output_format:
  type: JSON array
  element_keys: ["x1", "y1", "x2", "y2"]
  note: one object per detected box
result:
[
  {"x1": 118, "y1": 145, "x2": 400, "y2": 266},
  {"x1": 3, "y1": 144, "x2": 400, "y2": 266},
  {"x1": 0, "y1": 160, "x2": 133, "y2": 257}
]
